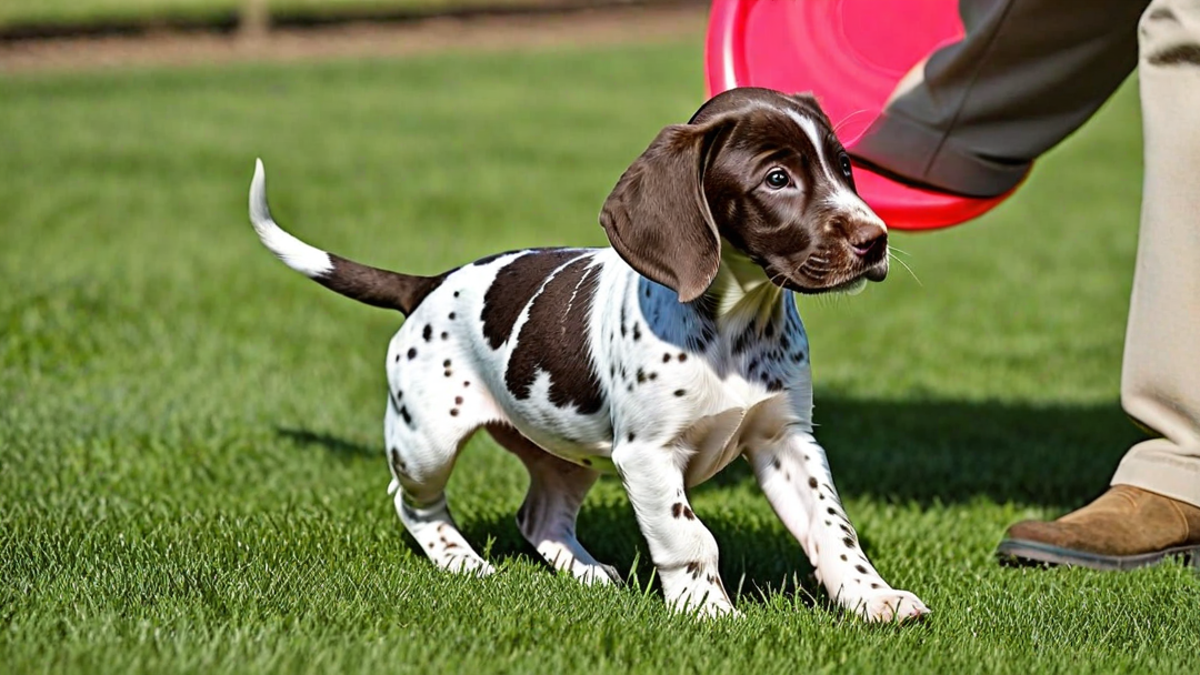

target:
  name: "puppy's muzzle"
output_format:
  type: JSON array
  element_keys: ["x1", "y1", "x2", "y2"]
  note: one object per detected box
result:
[{"x1": 848, "y1": 220, "x2": 889, "y2": 282}]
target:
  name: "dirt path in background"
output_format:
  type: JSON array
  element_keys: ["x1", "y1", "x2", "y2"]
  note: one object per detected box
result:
[{"x1": 0, "y1": 3, "x2": 707, "y2": 75}]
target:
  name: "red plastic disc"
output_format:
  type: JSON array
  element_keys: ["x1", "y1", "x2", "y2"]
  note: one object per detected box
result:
[{"x1": 705, "y1": 0, "x2": 1020, "y2": 230}]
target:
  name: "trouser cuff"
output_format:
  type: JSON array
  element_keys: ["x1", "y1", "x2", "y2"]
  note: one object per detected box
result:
[{"x1": 1112, "y1": 438, "x2": 1200, "y2": 508}]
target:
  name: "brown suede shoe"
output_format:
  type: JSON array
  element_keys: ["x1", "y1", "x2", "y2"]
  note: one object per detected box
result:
[{"x1": 997, "y1": 485, "x2": 1200, "y2": 571}]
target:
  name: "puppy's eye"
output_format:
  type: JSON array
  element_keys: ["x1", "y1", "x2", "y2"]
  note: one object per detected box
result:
[
  {"x1": 765, "y1": 168, "x2": 790, "y2": 189},
  {"x1": 838, "y1": 153, "x2": 854, "y2": 179}
]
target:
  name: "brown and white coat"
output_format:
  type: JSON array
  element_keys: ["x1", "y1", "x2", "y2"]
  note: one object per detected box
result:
[{"x1": 246, "y1": 87, "x2": 928, "y2": 621}]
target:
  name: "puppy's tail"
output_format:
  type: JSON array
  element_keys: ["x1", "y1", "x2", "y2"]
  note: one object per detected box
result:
[{"x1": 248, "y1": 159, "x2": 444, "y2": 315}]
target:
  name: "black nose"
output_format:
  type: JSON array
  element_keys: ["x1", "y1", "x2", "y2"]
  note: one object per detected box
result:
[{"x1": 849, "y1": 224, "x2": 887, "y2": 260}]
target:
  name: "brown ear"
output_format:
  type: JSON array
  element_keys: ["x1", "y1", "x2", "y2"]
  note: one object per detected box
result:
[{"x1": 599, "y1": 120, "x2": 729, "y2": 303}]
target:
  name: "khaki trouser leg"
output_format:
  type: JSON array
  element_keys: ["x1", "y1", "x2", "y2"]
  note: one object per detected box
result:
[
  {"x1": 1111, "y1": 0, "x2": 1200, "y2": 507},
  {"x1": 856, "y1": 0, "x2": 1200, "y2": 506}
]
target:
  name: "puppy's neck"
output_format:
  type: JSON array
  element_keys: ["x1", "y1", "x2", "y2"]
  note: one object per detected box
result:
[{"x1": 704, "y1": 244, "x2": 786, "y2": 325}]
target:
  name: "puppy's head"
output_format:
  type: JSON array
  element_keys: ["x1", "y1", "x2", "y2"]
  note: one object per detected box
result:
[{"x1": 601, "y1": 87, "x2": 888, "y2": 302}]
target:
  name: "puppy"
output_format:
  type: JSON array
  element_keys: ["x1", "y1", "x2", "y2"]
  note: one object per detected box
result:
[{"x1": 248, "y1": 87, "x2": 928, "y2": 621}]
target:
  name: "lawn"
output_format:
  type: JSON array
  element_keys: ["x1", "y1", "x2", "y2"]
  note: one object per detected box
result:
[
  {"x1": 2, "y1": 38, "x2": 1198, "y2": 674},
  {"x1": 0, "y1": 0, "x2": 594, "y2": 29}
]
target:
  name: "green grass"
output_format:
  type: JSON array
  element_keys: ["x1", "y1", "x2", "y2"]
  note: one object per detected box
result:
[
  {"x1": 2, "y1": 39, "x2": 1198, "y2": 674},
  {"x1": 0, "y1": 0, "x2": 555, "y2": 29}
]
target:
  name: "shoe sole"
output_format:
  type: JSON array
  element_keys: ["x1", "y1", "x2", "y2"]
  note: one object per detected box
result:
[{"x1": 997, "y1": 539, "x2": 1200, "y2": 571}]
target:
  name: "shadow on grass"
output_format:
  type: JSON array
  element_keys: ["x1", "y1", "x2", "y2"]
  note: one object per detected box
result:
[
  {"x1": 464, "y1": 498, "x2": 824, "y2": 607},
  {"x1": 279, "y1": 396, "x2": 1147, "y2": 602},
  {"x1": 277, "y1": 426, "x2": 376, "y2": 460},
  {"x1": 697, "y1": 396, "x2": 1143, "y2": 509}
]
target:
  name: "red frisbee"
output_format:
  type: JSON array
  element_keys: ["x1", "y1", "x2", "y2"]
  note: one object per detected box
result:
[{"x1": 705, "y1": 0, "x2": 1021, "y2": 230}]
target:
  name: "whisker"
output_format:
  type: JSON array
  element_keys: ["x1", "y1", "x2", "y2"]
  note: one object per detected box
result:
[
  {"x1": 887, "y1": 245, "x2": 913, "y2": 258},
  {"x1": 888, "y1": 251, "x2": 921, "y2": 286}
]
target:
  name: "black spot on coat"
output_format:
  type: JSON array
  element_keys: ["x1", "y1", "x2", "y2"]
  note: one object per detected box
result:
[
  {"x1": 671, "y1": 502, "x2": 695, "y2": 520},
  {"x1": 1150, "y1": 43, "x2": 1200, "y2": 66}
]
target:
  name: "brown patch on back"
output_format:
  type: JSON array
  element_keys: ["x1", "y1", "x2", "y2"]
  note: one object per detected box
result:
[
  {"x1": 504, "y1": 255, "x2": 605, "y2": 414},
  {"x1": 480, "y1": 249, "x2": 587, "y2": 350}
]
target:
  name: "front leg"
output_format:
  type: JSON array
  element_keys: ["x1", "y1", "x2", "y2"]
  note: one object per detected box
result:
[
  {"x1": 611, "y1": 441, "x2": 737, "y2": 618},
  {"x1": 747, "y1": 430, "x2": 930, "y2": 622}
]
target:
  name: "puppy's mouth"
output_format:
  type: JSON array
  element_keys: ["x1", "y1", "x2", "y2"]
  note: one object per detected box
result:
[
  {"x1": 820, "y1": 277, "x2": 869, "y2": 296},
  {"x1": 768, "y1": 257, "x2": 889, "y2": 296}
]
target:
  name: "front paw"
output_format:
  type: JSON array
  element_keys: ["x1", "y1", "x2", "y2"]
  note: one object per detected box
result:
[
  {"x1": 853, "y1": 588, "x2": 930, "y2": 623},
  {"x1": 571, "y1": 562, "x2": 623, "y2": 586},
  {"x1": 662, "y1": 564, "x2": 739, "y2": 619},
  {"x1": 442, "y1": 553, "x2": 497, "y2": 577},
  {"x1": 671, "y1": 592, "x2": 740, "y2": 619}
]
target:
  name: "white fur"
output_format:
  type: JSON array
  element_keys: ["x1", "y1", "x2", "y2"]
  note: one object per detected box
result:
[
  {"x1": 787, "y1": 109, "x2": 830, "y2": 178},
  {"x1": 826, "y1": 188, "x2": 889, "y2": 233},
  {"x1": 249, "y1": 160, "x2": 334, "y2": 278},
  {"x1": 782, "y1": 109, "x2": 890, "y2": 236}
]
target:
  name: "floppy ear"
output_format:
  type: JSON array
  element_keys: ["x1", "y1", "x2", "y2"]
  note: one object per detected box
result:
[{"x1": 599, "y1": 120, "x2": 730, "y2": 303}]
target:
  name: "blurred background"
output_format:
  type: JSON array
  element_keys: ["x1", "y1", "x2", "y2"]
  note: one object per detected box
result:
[
  {"x1": 1, "y1": 0, "x2": 677, "y2": 34},
  {"x1": 3, "y1": 2, "x2": 1195, "y2": 673}
]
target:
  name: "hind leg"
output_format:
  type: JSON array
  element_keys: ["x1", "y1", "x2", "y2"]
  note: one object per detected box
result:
[
  {"x1": 488, "y1": 424, "x2": 620, "y2": 585},
  {"x1": 386, "y1": 390, "x2": 495, "y2": 576}
]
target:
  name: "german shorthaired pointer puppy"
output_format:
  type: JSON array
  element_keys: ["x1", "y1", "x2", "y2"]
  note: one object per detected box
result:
[{"x1": 247, "y1": 87, "x2": 929, "y2": 622}]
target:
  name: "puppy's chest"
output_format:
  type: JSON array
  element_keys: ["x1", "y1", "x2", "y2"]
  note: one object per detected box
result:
[
  {"x1": 608, "y1": 277, "x2": 813, "y2": 480},
  {"x1": 622, "y1": 275, "x2": 811, "y2": 397}
]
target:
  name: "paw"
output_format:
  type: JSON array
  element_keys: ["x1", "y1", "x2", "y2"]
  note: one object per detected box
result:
[
  {"x1": 543, "y1": 547, "x2": 622, "y2": 586},
  {"x1": 573, "y1": 562, "x2": 623, "y2": 586},
  {"x1": 442, "y1": 553, "x2": 497, "y2": 577},
  {"x1": 671, "y1": 594, "x2": 740, "y2": 619},
  {"x1": 696, "y1": 601, "x2": 742, "y2": 620},
  {"x1": 853, "y1": 588, "x2": 930, "y2": 623},
  {"x1": 662, "y1": 562, "x2": 738, "y2": 619},
  {"x1": 667, "y1": 584, "x2": 739, "y2": 619}
]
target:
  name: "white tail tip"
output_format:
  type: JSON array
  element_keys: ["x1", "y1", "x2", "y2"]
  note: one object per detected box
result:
[
  {"x1": 247, "y1": 158, "x2": 333, "y2": 278},
  {"x1": 250, "y1": 158, "x2": 271, "y2": 228}
]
